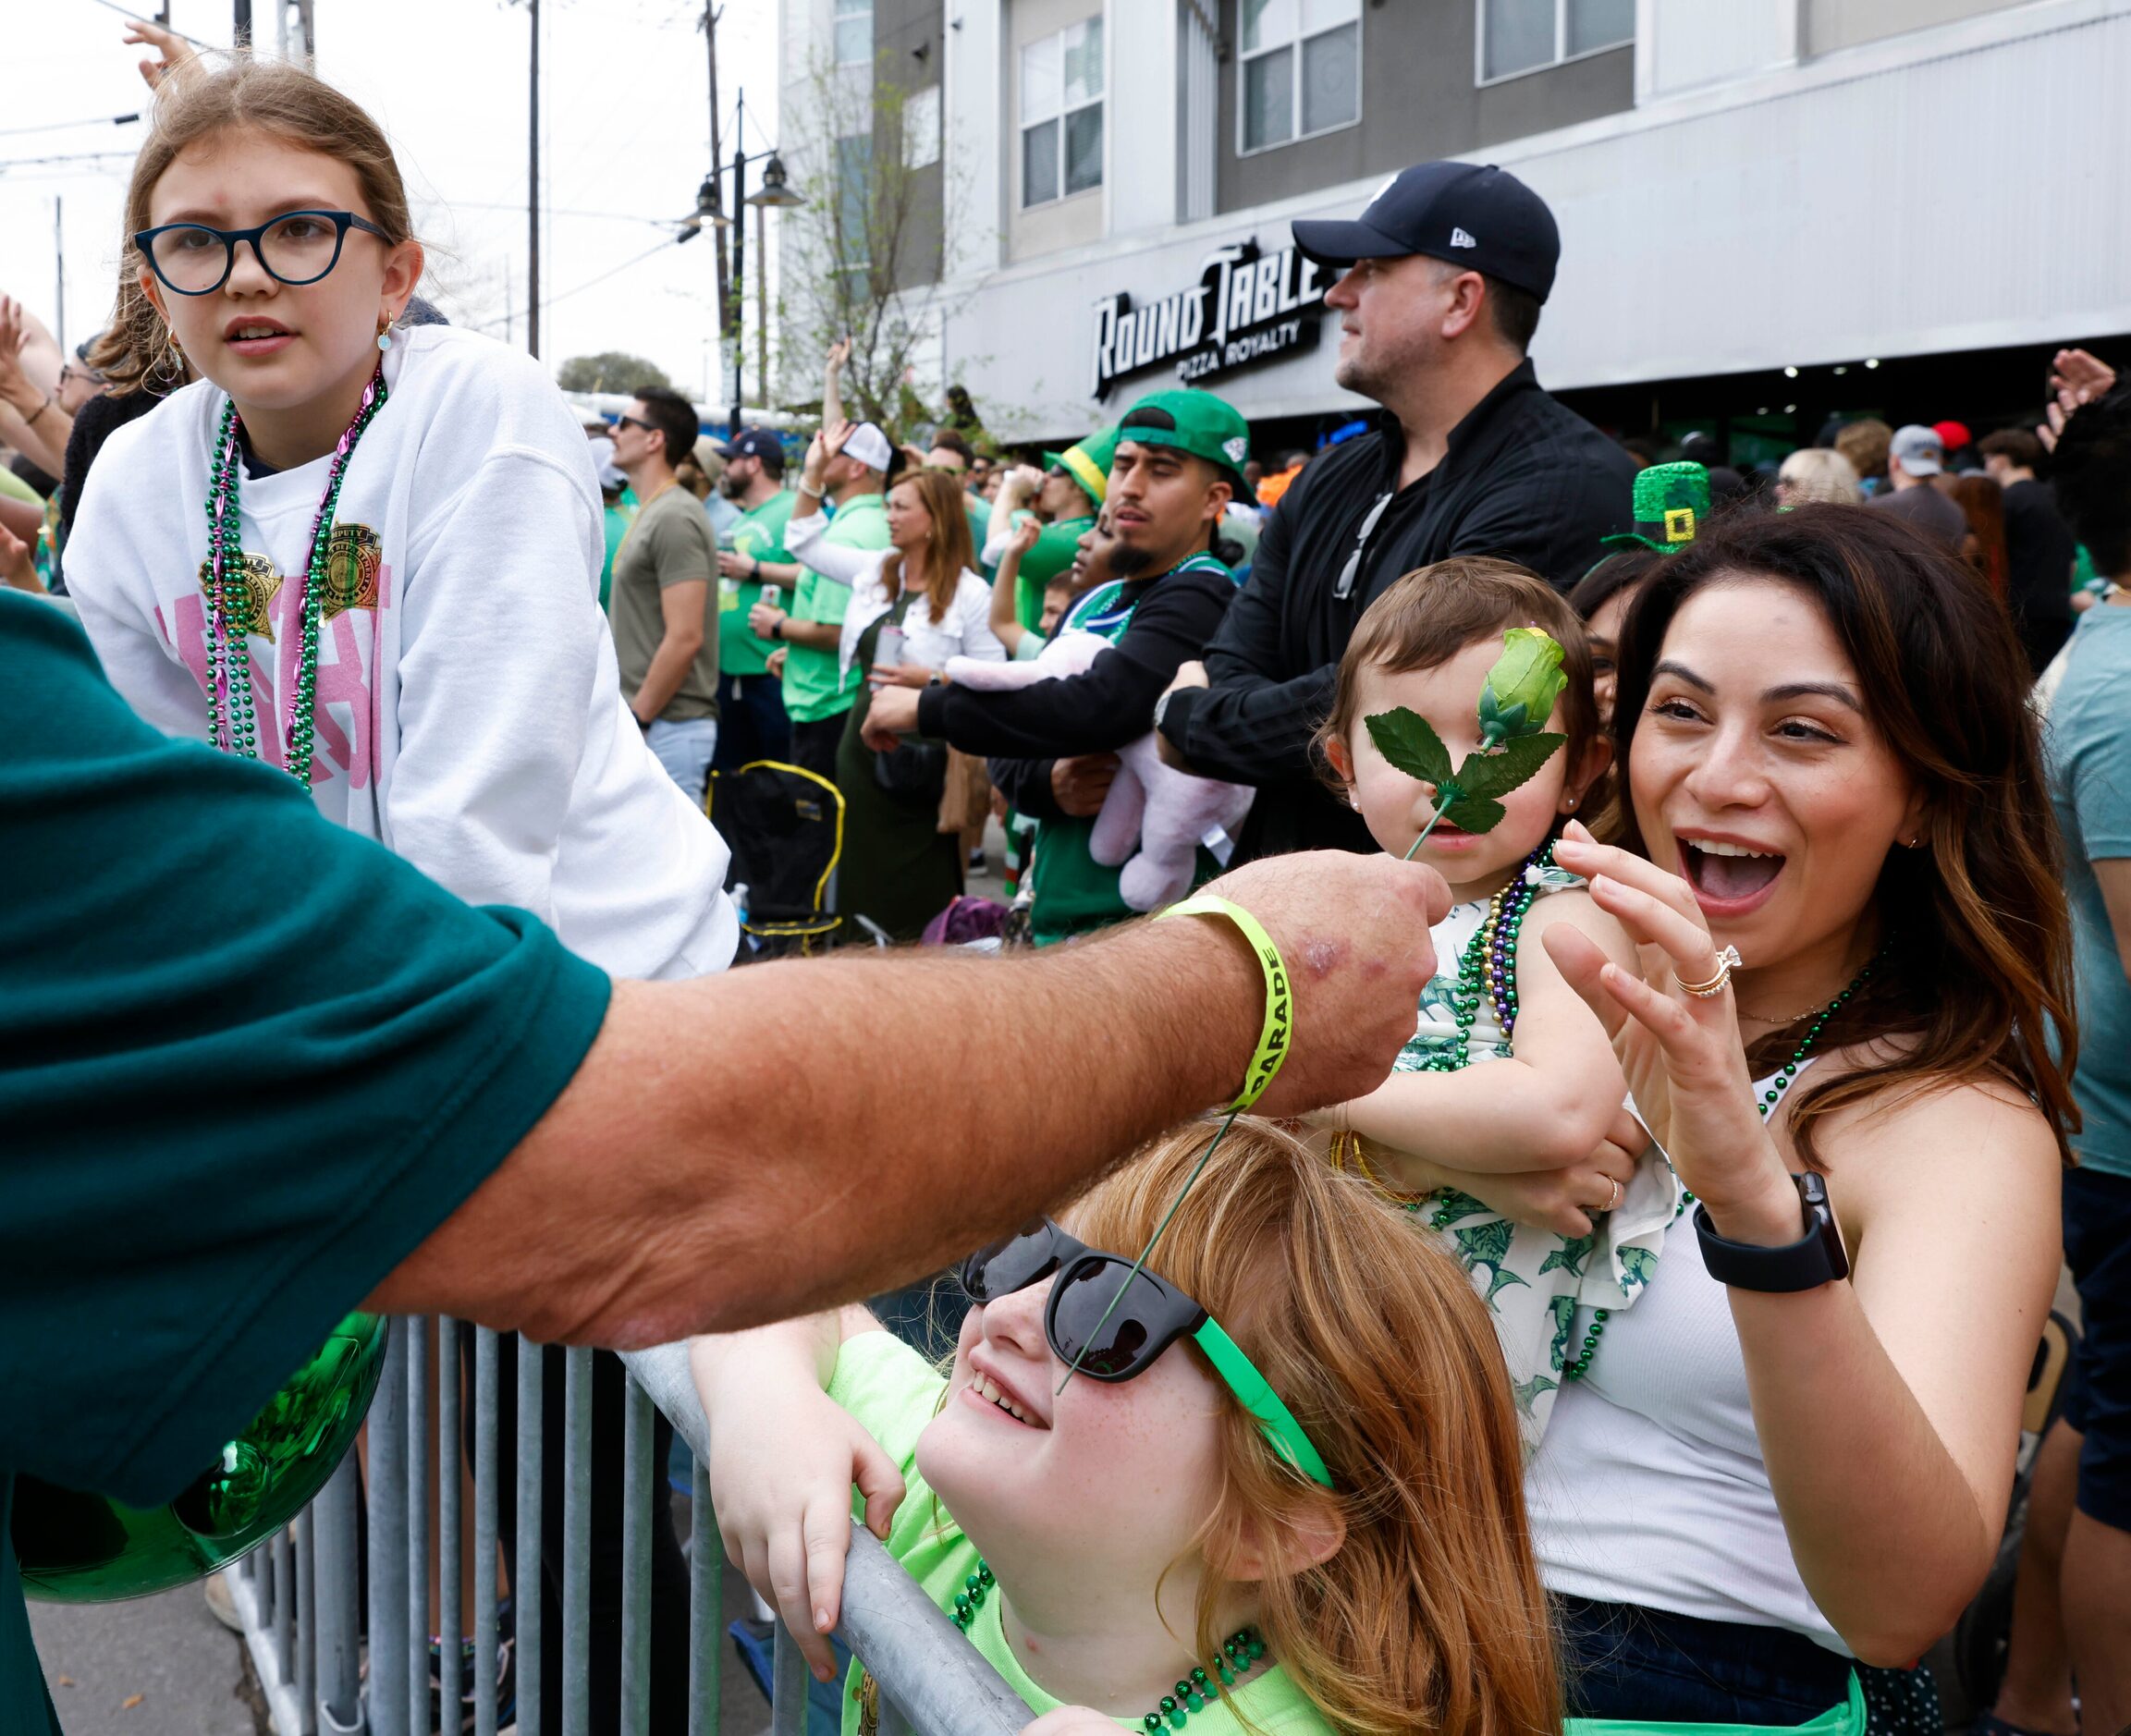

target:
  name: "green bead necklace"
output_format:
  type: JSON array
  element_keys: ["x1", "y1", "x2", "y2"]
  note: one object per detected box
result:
[
  {"x1": 1408, "y1": 843, "x2": 1551, "y2": 1229},
  {"x1": 1560, "y1": 959, "x2": 1875, "y2": 1384},
  {"x1": 202, "y1": 366, "x2": 389, "y2": 783},
  {"x1": 943, "y1": 1559, "x2": 1268, "y2": 1730}
]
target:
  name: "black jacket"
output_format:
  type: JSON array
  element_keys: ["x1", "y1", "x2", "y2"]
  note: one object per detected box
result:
[
  {"x1": 2001, "y1": 478, "x2": 2075, "y2": 677},
  {"x1": 913, "y1": 563, "x2": 1238, "y2": 823},
  {"x1": 1157, "y1": 359, "x2": 1635, "y2": 860}
]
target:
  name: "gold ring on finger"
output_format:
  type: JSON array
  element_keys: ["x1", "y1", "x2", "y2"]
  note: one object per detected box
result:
[
  {"x1": 1677, "y1": 945, "x2": 1743, "y2": 998},
  {"x1": 1604, "y1": 1176, "x2": 1622, "y2": 1213}
]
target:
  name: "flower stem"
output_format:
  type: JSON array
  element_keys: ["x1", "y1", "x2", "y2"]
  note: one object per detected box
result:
[{"x1": 1402, "y1": 795, "x2": 1451, "y2": 862}]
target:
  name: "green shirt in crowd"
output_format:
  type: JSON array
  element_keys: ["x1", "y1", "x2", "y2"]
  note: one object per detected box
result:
[
  {"x1": 784, "y1": 491, "x2": 889, "y2": 726},
  {"x1": 825, "y1": 1331, "x2": 1330, "y2": 1734},
  {"x1": 1012, "y1": 512, "x2": 1094, "y2": 632},
  {"x1": 609, "y1": 483, "x2": 721, "y2": 723},
  {"x1": 0, "y1": 593, "x2": 611, "y2": 1734},
  {"x1": 719, "y1": 487, "x2": 798, "y2": 680}
]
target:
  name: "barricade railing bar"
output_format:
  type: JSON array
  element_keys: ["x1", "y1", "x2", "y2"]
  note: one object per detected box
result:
[{"x1": 221, "y1": 1319, "x2": 1028, "y2": 1735}]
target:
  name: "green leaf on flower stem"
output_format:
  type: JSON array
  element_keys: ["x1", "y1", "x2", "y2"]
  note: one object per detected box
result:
[
  {"x1": 1364, "y1": 706, "x2": 1454, "y2": 787},
  {"x1": 1452, "y1": 732, "x2": 1568, "y2": 802},
  {"x1": 1443, "y1": 795, "x2": 1506, "y2": 834}
]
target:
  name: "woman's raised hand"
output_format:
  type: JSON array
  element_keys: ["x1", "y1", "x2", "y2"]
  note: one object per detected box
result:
[
  {"x1": 1544, "y1": 823, "x2": 1796, "y2": 1233},
  {"x1": 124, "y1": 18, "x2": 194, "y2": 90}
]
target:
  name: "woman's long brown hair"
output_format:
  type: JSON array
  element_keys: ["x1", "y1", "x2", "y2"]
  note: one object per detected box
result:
[
  {"x1": 1610, "y1": 504, "x2": 2077, "y2": 1167},
  {"x1": 1067, "y1": 1120, "x2": 1561, "y2": 1736},
  {"x1": 883, "y1": 470, "x2": 974, "y2": 627},
  {"x1": 96, "y1": 54, "x2": 417, "y2": 396}
]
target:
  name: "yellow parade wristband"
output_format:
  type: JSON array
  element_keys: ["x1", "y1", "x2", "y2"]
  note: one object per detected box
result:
[{"x1": 1157, "y1": 894, "x2": 1292, "y2": 1112}]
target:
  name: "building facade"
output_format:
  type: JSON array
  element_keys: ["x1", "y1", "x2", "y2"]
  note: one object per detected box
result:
[{"x1": 783, "y1": 0, "x2": 2131, "y2": 456}]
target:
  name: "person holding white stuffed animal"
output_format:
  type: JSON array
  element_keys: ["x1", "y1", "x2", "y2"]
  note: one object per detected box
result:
[
  {"x1": 867, "y1": 389, "x2": 1255, "y2": 945},
  {"x1": 784, "y1": 423, "x2": 1006, "y2": 939}
]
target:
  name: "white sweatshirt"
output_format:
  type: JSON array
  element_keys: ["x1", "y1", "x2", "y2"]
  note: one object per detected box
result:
[
  {"x1": 67, "y1": 324, "x2": 735, "y2": 981},
  {"x1": 782, "y1": 510, "x2": 1008, "y2": 677}
]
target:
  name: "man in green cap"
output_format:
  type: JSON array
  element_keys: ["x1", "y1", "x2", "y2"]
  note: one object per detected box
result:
[
  {"x1": 1599, "y1": 459, "x2": 1712, "y2": 555},
  {"x1": 867, "y1": 389, "x2": 1249, "y2": 942},
  {"x1": 984, "y1": 429, "x2": 1117, "y2": 631}
]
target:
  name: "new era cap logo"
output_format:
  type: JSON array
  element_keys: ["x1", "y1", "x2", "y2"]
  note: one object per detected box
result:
[
  {"x1": 1450, "y1": 226, "x2": 1477, "y2": 249},
  {"x1": 1223, "y1": 436, "x2": 1249, "y2": 465}
]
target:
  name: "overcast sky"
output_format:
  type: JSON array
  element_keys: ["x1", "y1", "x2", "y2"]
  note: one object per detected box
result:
[{"x1": 2, "y1": 0, "x2": 781, "y2": 401}]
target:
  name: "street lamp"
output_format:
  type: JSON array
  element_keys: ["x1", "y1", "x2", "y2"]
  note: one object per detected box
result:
[{"x1": 742, "y1": 153, "x2": 804, "y2": 425}]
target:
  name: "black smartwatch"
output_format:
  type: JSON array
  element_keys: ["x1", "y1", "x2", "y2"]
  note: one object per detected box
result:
[{"x1": 1694, "y1": 1172, "x2": 1850, "y2": 1292}]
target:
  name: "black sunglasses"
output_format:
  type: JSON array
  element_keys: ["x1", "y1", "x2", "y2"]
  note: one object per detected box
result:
[
  {"x1": 612, "y1": 415, "x2": 652, "y2": 433},
  {"x1": 961, "y1": 1219, "x2": 1332, "y2": 1485},
  {"x1": 132, "y1": 209, "x2": 391, "y2": 297}
]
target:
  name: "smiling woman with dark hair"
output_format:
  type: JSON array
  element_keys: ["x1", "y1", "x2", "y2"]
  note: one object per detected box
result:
[{"x1": 1415, "y1": 506, "x2": 2075, "y2": 1730}]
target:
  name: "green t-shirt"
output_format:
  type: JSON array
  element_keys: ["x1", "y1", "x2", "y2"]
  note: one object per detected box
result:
[
  {"x1": 599, "y1": 495, "x2": 635, "y2": 611},
  {"x1": 0, "y1": 593, "x2": 611, "y2": 1734},
  {"x1": 609, "y1": 483, "x2": 721, "y2": 722},
  {"x1": 785, "y1": 493, "x2": 890, "y2": 725},
  {"x1": 719, "y1": 488, "x2": 798, "y2": 680},
  {"x1": 1014, "y1": 513, "x2": 1094, "y2": 631},
  {"x1": 826, "y1": 1332, "x2": 1329, "y2": 1733}
]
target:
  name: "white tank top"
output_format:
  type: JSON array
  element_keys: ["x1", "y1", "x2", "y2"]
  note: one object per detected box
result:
[{"x1": 1523, "y1": 1070, "x2": 1853, "y2": 1657}]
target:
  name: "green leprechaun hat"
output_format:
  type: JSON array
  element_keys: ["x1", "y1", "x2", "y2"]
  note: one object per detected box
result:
[
  {"x1": 1040, "y1": 425, "x2": 1123, "y2": 507},
  {"x1": 1602, "y1": 460, "x2": 1711, "y2": 554}
]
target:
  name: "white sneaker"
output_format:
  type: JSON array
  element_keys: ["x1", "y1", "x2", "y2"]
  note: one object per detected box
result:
[{"x1": 202, "y1": 1570, "x2": 243, "y2": 1632}]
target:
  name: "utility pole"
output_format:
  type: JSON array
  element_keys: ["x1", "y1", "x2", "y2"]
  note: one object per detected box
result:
[
  {"x1": 54, "y1": 199, "x2": 64, "y2": 356},
  {"x1": 701, "y1": 5, "x2": 732, "y2": 360},
  {"x1": 527, "y1": 0, "x2": 541, "y2": 359},
  {"x1": 234, "y1": 0, "x2": 251, "y2": 47},
  {"x1": 729, "y1": 93, "x2": 746, "y2": 435}
]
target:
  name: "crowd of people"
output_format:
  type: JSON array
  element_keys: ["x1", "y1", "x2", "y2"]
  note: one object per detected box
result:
[{"x1": 6, "y1": 29, "x2": 2131, "y2": 1736}]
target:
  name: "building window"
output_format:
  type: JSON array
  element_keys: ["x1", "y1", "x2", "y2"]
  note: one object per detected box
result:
[
  {"x1": 834, "y1": 0, "x2": 873, "y2": 67},
  {"x1": 1239, "y1": 0, "x2": 1360, "y2": 154},
  {"x1": 903, "y1": 83, "x2": 940, "y2": 170},
  {"x1": 1479, "y1": 0, "x2": 1633, "y2": 82},
  {"x1": 1019, "y1": 16, "x2": 1103, "y2": 207},
  {"x1": 836, "y1": 133, "x2": 871, "y2": 268}
]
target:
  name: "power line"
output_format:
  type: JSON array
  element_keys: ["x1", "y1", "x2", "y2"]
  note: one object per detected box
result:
[
  {"x1": 85, "y1": 0, "x2": 224, "y2": 50},
  {"x1": 466, "y1": 236, "x2": 684, "y2": 336},
  {"x1": 0, "y1": 149, "x2": 139, "y2": 171},
  {"x1": 0, "y1": 112, "x2": 141, "y2": 139}
]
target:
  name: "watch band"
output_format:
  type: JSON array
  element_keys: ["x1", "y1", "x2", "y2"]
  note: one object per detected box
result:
[{"x1": 1694, "y1": 1172, "x2": 1850, "y2": 1293}]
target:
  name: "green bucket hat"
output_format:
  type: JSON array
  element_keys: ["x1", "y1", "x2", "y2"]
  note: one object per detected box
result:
[
  {"x1": 1039, "y1": 424, "x2": 1121, "y2": 507},
  {"x1": 1602, "y1": 460, "x2": 1712, "y2": 554},
  {"x1": 1114, "y1": 389, "x2": 1253, "y2": 495}
]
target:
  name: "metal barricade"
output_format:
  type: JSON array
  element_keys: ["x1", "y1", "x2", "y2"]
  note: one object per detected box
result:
[{"x1": 222, "y1": 1319, "x2": 1028, "y2": 1735}]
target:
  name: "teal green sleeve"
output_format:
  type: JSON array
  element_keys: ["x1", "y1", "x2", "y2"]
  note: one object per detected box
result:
[{"x1": 0, "y1": 593, "x2": 611, "y2": 1506}]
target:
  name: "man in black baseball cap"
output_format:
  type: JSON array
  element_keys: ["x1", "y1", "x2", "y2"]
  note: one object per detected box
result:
[{"x1": 1157, "y1": 158, "x2": 1635, "y2": 862}]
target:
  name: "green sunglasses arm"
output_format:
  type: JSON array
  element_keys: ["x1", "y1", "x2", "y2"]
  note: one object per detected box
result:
[{"x1": 1192, "y1": 1318, "x2": 1335, "y2": 1489}]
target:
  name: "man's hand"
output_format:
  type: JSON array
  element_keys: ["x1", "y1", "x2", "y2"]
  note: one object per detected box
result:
[
  {"x1": 1007, "y1": 514, "x2": 1043, "y2": 557},
  {"x1": 861, "y1": 684, "x2": 922, "y2": 749},
  {"x1": 1191, "y1": 849, "x2": 1451, "y2": 1120},
  {"x1": 747, "y1": 602, "x2": 788, "y2": 641},
  {"x1": 717, "y1": 548, "x2": 759, "y2": 581},
  {"x1": 765, "y1": 646, "x2": 788, "y2": 678},
  {"x1": 2051, "y1": 348, "x2": 2117, "y2": 401},
  {"x1": 1049, "y1": 753, "x2": 1119, "y2": 816}
]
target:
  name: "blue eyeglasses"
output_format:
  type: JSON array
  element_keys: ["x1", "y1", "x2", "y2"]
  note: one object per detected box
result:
[{"x1": 132, "y1": 209, "x2": 391, "y2": 297}]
